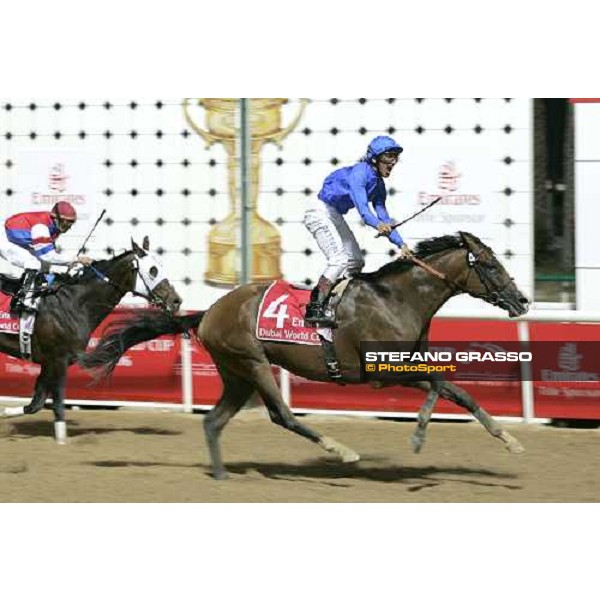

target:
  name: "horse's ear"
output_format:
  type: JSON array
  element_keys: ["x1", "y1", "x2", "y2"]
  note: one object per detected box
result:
[
  {"x1": 131, "y1": 238, "x2": 144, "y2": 258},
  {"x1": 142, "y1": 236, "x2": 150, "y2": 252}
]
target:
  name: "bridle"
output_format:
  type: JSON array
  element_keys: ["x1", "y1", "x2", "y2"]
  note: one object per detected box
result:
[
  {"x1": 408, "y1": 237, "x2": 513, "y2": 308},
  {"x1": 87, "y1": 255, "x2": 172, "y2": 312},
  {"x1": 460, "y1": 247, "x2": 514, "y2": 306}
]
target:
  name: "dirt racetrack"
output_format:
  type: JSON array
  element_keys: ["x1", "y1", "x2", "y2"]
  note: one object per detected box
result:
[{"x1": 0, "y1": 406, "x2": 598, "y2": 502}]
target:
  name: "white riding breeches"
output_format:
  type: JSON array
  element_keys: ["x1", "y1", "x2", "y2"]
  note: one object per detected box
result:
[
  {"x1": 0, "y1": 227, "x2": 41, "y2": 272},
  {"x1": 304, "y1": 198, "x2": 365, "y2": 282}
]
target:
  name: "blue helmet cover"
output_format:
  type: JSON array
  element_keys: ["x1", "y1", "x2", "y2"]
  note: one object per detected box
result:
[{"x1": 366, "y1": 136, "x2": 404, "y2": 162}]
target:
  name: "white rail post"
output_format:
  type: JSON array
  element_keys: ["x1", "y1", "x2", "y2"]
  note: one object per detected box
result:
[
  {"x1": 517, "y1": 320, "x2": 535, "y2": 422},
  {"x1": 181, "y1": 335, "x2": 194, "y2": 413}
]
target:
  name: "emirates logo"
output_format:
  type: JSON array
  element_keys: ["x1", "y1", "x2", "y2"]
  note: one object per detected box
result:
[
  {"x1": 48, "y1": 163, "x2": 69, "y2": 193},
  {"x1": 438, "y1": 161, "x2": 461, "y2": 193},
  {"x1": 558, "y1": 343, "x2": 582, "y2": 372},
  {"x1": 417, "y1": 161, "x2": 480, "y2": 208}
]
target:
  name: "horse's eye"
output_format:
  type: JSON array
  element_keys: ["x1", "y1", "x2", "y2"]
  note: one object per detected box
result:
[{"x1": 149, "y1": 266, "x2": 159, "y2": 279}]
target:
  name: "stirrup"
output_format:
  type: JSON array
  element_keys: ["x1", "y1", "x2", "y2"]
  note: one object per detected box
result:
[
  {"x1": 11, "y1": 299, "x2": 37, "y2": 315},
  {"x1": 304, "y1": 304, "x2": 337, "y2": 329},
  {"x1": 9, "y1": 296, "x2": 21, "y2": 315}
]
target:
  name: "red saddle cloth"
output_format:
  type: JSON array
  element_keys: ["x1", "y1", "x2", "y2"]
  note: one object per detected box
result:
[
  {"x1": 256, "y1": 281, "x2": 322, "y2": 346},
  {"x1": 0, "y1": 291, "x2": 19, "y2": 335}
]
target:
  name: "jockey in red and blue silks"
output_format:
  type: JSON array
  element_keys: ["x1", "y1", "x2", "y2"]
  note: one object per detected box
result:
[
  {"x1": 0, "y1": 201, "x2": 92, "y2": 311},
  {"x1": 5, "y1": 211, "x2": 62, "y2": 262},
  {"x1": 303, "y1": 135, "x2": 413, "y2": 327}
]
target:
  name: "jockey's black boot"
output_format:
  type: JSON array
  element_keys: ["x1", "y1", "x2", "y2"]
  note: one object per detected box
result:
[
  {"x1": 304, "y1": 276, "x2": 336, "y2": 328},
  {"x1": 10, "y1": 269, "x2": 38, "y2": 314}
]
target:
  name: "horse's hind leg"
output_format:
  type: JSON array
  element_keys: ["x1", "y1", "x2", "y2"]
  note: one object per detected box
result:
[
  {"x1": 250, "y1": 363, "x2": 360, "y2": 464},
  {"x1": 204, "y1": 370, "x2": 257, "y2": 480},
  {"x1": 439, "y1": 381, "x2": 524, "y2": 453}
]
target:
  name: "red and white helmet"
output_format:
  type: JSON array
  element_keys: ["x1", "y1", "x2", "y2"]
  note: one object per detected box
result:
[{"x1": 51, "y1": 201, "x2": 77, "y2": 222}]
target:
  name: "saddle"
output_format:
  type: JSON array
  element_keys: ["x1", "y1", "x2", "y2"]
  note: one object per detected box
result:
[
  {"x1": 0, "y1": 271, "x2": 65, "y2": 360},
  {"x1": 0, "y1": 272, "x2": 58, "y2": 315},
  {"x1": 256, "y1": 279, "x2": 352, "y2": 384},
  {"x1": 0, "y1": 272, "x2": 23, "y2": 297}
]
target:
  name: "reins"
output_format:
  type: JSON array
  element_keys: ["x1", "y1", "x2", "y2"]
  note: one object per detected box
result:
[
  {"x1": 409, "y1": 255, "x2": 447, "y2": 281},
  {"x1": 406, "y1": 254, "x2": 463, "y2": 294},
  {"x1": 407, "y1": 243, "x2": 513, "y2": 306},
  {"x1": 42, "y1": 256, "x2": 169, "y2": 312}
]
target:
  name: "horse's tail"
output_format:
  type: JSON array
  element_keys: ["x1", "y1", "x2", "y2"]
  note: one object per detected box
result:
[{"x1": 77, "y1": 310, "x2": 205, "y2": 380}]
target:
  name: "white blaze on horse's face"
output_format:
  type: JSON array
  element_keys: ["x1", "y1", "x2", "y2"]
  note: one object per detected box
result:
[{"x1": 134, "y1": 252, "x2": 168, "y2": 295}]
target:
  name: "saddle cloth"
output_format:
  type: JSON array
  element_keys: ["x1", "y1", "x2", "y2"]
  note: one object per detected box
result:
[
  {"x1": 256, "y1": 280, "x2": 350, "y2": 346},
  {"x1": 0, "y1": 291, "x2": 20, "y2": 335},
  {"x1": 0, "y1": 290, "x2": 39, "y2": 359}
]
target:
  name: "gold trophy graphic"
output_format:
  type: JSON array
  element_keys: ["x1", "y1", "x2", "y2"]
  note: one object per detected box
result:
[{"x1": 183, "y1": 98, "x2": 308, "y2": 287}]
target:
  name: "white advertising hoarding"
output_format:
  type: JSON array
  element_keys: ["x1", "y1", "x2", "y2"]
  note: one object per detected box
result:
[
  {"x1": 12, "y1": 148, "x2": 99, "y2": 249},
  {"x1": 0, "y1": 99, "x2": 533, "y2": 311}
]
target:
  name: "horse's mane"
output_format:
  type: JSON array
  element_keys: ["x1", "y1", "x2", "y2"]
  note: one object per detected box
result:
[
  {"x1": 70, "y1": 250, "x2": 134, "y2": 284},
  {"x1": 93, "y1": 250, "x2": 134, "y2": 271},
  {"x1": 355, "y1": 233, "x2": 468, "y2": 282}
]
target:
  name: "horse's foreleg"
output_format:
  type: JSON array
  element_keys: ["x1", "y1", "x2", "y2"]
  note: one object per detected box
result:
[
  {"x1": 410, "y1": 387, "x2": 439, "y2": 454},
  {"x1": 49, "y1": 366, "x2": 68, "y2": 445},
  {"x1": 439, "y1": 381, "x2": 524, "y2": 453},
  {"x1": 2, "y1": 372, "x2": 49, "y2": 418},
  {"x1": 393, "y1": 380, "x2": 440, "y2": 453},
  {"x1": 22, "y1": 370, "x2": 50, "y2": 415}
]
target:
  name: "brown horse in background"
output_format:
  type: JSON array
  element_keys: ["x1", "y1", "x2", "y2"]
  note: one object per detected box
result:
[{"x1": 80, "y1": 232, "x2": 529, "y2": 479}]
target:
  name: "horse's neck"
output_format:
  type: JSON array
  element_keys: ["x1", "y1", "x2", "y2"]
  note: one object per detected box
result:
[
  {"x1": 77, "y1": 258, "x2": 134, "y2": 326},
  {"x1": 414, "y1": 249, "x2": 468, "y2": 316},
  {"x1": 386, "y1": 249, "x2": 466, "y2": 322}
]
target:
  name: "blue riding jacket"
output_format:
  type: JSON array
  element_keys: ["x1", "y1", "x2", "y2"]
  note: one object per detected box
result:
[{"x1": 318, "y1": 161, "x2": 404, "y2": 247}]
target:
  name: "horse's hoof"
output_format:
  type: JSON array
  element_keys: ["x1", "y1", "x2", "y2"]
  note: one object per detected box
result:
[
  {"x1": 410, "y1": 434, "x2": 424, "y2": 454},
  {"x1": 506, "y1": 441, "x2": 525, "y2": 454},
  {"x1": 341, "y1": 450, "x2": 360, "y2": 463},
  {"x1": 501, "y1": 432, "x2": 525, "y2": 454},
  {"x1": 1, "y1": 406, "x2": 25, "y2": 418},
  {"x1": 54, "y1": 422, "x2": 67, "y2": 445},
  {"x1": 212, "y1": 470, "x2": 229, "y2": 481}
]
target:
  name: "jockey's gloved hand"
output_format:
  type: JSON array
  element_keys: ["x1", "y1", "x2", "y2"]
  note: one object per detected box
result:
[
  {"x1": 399, "y1": 244, "x2": 414, "y2": 260},
  {"x1": 377, "y1": 223, "x2": 393, "y2": 236},
  {"x1": 77, "y1": 255, "x2": 94, "y2": 267}
]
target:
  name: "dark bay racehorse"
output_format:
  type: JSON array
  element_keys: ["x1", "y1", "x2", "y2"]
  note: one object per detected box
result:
[
  {"x1": 0, "y1": 237, "x2": 182, "y2": 443},
  {"x1": 80, "y1": 232, "x2": 529, "y2": 479}
]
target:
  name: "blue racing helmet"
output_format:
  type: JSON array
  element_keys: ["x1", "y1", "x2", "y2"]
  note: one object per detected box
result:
[{"x1": 365, "y1": 136, "x2": 404, "y2": 163}]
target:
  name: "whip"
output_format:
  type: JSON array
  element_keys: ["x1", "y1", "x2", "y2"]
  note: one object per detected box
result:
[
  {"x1": 76, "y1": 209, "x2": 107, "y2": 256},
  {"x1": 375, "y1": 195, "x2": 443, "y2": 238}
]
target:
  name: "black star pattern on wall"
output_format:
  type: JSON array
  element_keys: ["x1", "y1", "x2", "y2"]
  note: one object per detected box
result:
[{"x1": 0, "y1": 98, "x2": 522, "y2": 283}]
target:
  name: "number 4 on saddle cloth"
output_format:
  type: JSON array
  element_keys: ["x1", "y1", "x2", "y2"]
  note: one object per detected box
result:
[{"x1": 256, "y1": 279, "x2": 351, "y2": 382}]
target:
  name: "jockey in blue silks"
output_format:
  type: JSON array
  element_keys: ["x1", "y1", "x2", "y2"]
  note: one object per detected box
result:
[{"x1": 303, "y1": 135, "x2": 412, "y2": 327}]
